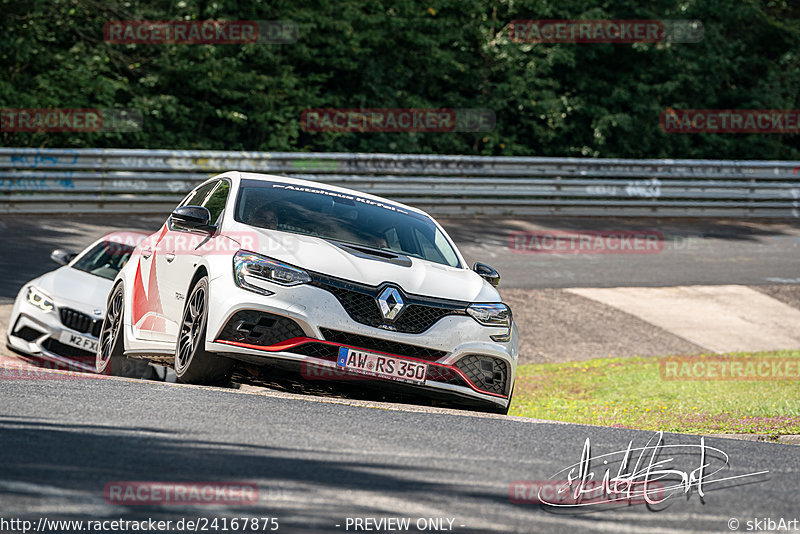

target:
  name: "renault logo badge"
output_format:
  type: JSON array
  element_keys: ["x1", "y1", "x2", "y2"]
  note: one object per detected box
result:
[{"x1": 377, "y1": 286, "x2": 405, "y2": 321}]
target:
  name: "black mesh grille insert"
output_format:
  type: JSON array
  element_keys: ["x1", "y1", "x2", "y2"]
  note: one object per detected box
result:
[
  {"x1": 426, "y1": 365, "x2": 469, "y2": 387},
  {"x1": 455, "y1": 354, "x2": 508, "y2": 395},
  {"x1": 286, "y1": 342, "x2": 339, "y2": 360},
  {"x1": 59, "y1": 308, "x2": 102, "y2": 338},
  {"x1": 394, "y1": 304, "x2": 459, "y2": 334},
  {"x1": 13, "y1": 326, "x2": 45, "y2": 342},
  {"x1": 218, "y1": 310, "x2": 305, "y2": 346},
  {"x1": 319, "y1": 328, "x2": 447, "y2": 361},
  {"x1": 309, "y1": 272, "x2": 467, "y2": 334}
]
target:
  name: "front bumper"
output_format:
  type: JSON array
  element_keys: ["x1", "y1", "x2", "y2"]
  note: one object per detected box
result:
[
  {"x1": 6, "y1": 295, "x2": 100, "y2": 373},
  {"x1": 205, "y1": 273, "x2": 518, "y2": 409}
]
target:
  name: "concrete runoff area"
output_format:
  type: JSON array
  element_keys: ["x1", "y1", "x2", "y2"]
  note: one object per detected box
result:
[{"x1": 567, "y1": 285, "x2": 800, "y2": 354}]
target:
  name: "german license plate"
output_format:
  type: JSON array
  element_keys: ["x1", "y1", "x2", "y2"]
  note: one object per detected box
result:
[
  {"x1": 59, "y1": 330, "x2": 98, "y2": 353},
  {"x1": 336, "y1": 347, "x2": 427, "y2": 384}
]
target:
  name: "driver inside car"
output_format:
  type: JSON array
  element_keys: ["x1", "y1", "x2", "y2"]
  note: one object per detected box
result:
[{"x1": 249, "y1": 205, "x2": 279, "y2": 230}]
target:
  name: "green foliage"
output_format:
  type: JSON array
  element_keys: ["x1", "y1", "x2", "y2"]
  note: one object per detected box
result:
[{"x1": 1, "y1": 0, "x2": 798, "y2": 158}]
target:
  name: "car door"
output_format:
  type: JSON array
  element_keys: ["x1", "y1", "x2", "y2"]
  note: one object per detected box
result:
[
  {"x1": 153, "y1": 180, "x2": 231, "y2": 344},
  {"x1": 150, "y1": 180, "x2": 220, "y2": 343},
  {"x1": 129, "y1": 229, "x2": 162, "y2": 341}
]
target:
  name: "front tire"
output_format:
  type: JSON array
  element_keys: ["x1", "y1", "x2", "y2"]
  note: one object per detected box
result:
[
  {"x1": 174, "y1": 276, "x2": 233, "y2": 385},
  {"x1": 96, "y1": 284, "x2": 151, "y2": 378}
]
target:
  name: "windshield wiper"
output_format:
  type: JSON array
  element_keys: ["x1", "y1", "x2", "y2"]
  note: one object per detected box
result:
[{"x1": 329, "y1": 240, "x2": 412, "y2": 267}]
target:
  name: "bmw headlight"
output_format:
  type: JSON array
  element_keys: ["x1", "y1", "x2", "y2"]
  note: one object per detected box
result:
[
  {"x1": 467, "y1": 303, "x2": 512, "y2": 342},
  {"x1": 233, "y1": 250, "x2": 311, "y2": 295},
  {"x1": 27, "y1": 286, "x2": 55, "y2": 312}
]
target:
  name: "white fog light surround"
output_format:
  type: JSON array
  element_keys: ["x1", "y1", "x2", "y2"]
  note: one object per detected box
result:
[
  {"x1": 467, "y1": 303, "x2": 512, "y2": 342},
  {"x1": 233, "y1": 250, "x2": 311, "y2": 295},
  {"x1": 27, "y1": 286, "x2": 55, "y2": 312}
]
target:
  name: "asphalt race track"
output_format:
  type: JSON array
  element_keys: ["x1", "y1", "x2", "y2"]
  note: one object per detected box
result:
[
  {"x1": 1, "y1": 214, "x2": 799, "y2": 533},
  {"x1": 0, "y1": 371, "x2": 797, "y2": 533}
]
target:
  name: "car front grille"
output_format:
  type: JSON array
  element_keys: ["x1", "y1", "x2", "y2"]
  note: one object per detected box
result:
[
  {"x1": 319, "y1": 328, "x2": 447, "y2": 361},
  {"x1": 454, "y1": 354, "x2": 508, "y2": 395},
  {"x1": 309, "y1": 272, "x2": 467, "y2": 334},
  {"x1": 217, "y1": 310, "x2": 305, "y2": 347},
  {"x1": 59, "y1": 308, "x2": 102, "y2": 338}
]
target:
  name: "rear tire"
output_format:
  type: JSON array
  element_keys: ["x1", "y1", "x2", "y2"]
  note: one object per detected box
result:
[
  {"x1": 96, "y1": 284, "x2": 152, "y2": 378},
  {"x1": 174, "y1": 276, "x2": 233, "y2": 385}
]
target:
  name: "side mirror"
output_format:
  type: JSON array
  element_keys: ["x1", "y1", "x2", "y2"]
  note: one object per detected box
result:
[
  {"x1": 169, "y1": 205, "x2": 215, "y2": 233},
  {"x1": 473, "y1": 262, "x2": 501, "y2": 288},
  {"x1": 51, "y1": 249, "x2": 77, "y2": 266}
]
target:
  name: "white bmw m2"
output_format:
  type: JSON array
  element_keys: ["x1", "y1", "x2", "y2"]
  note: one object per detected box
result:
[{"x1": 97, "y1": 172, "x2": 518, "y2": 413}]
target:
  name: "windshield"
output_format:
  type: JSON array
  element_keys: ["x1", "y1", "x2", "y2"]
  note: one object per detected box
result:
[
  {"x1": 234, "y1": 179, "x2": 461, "y2": 268},
  {"x1": 71, "y1": 241, "x2": 136, "y2": 280}
]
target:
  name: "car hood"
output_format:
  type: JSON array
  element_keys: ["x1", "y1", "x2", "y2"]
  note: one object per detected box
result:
[
  {"x1": 226, "y1": 226, "x2": 499, "y2": 302},
  {"x1": 30, "y1": 267, "x2": 114, "y2": 314}
]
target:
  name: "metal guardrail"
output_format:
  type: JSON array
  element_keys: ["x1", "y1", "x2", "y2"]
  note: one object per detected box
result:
[{"x1": 1, "y1": 148, "x2": 799, "y2": 217}]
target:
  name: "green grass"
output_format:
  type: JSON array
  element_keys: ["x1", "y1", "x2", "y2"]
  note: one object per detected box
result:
[{"x1": 509, "y1": 350, "x2": 800, "y2": 436}]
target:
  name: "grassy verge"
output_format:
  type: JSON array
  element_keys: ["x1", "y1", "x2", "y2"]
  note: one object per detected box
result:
[{"x1": 509, "y1": 350, "x2": 800, "y2": 436}]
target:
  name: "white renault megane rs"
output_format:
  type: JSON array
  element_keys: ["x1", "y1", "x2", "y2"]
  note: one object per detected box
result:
[{"x1": 97, "y1": 172, "x2": 518, "y2": 413}]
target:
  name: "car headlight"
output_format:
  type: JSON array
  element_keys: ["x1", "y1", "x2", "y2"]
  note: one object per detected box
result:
[
  {"x1": 233, "y1": 250, "x2": 311, "y2": 295},
  {"x1": 27, "y1": 286, "x2": 55, "y2": 312},
  {"x1": 467, "y1": 303, "x2": 512, "y2": 342}
]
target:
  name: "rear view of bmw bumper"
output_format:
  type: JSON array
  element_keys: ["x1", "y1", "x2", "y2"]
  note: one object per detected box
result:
[{"x1": 205, "y1": 256, "x2": 518, "y2": 410}]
